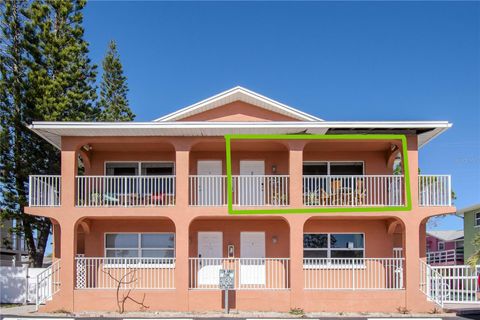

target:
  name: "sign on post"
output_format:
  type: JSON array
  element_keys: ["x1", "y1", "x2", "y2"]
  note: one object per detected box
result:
[{"x1": 219, "y1": 269, "x2": 234, "y2": 313}]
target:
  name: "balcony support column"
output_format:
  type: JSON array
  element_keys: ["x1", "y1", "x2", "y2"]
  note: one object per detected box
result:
[
  {"x1": 288, "y1": 141, "x2": 306, "y2": 208},
  {"x1": 286, "y1": 216, "x2": 307, "y2": 309},
  {"x1": 60, "y1": 146, "x2": 78, "y2": 208},
  {"x1": 174, "y1": 140, "x2": 191, "y2": 209},
  {"x1": 172, "y1": 140, "x2": 192, "y2": 310},
  {"x1": 405, "y1": 135, "x2": 419, "y2": 207},
  {"x1": 402, "y1": 217, "x2": 432, "y2": 312},
  {"x1": 48, "y1": 219, "x2": 76, "y2": 312},
  {"x1": 172, "y1": 216, "x2": 190, "y2": 311}
]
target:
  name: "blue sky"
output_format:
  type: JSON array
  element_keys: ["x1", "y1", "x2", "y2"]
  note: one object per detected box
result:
[{"x1": 81, "y1": 1, "x2": 478, "y2": 231}]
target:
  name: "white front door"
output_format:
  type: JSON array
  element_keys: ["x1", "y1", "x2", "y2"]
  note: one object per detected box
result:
[
  {"x1": 197, "y1": 232, "x2": 223, "y2": 286},
  {"x1": 197, "y1": 160, "x2": 223, "y2": 205},
  {"x1": 240, "y1": 232, "x2": 266, "y2": 286},
  {"x1": 239, "y1": 160, "x2": 265, "y2": 206}
]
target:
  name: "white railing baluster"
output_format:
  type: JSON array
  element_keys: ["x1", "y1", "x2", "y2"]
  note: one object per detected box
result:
[
  {"x1": 28, "y1": 175, "x2": 61, "y2": 207},
  {"x1": 303, "y1": 258, "x2": 404, "y2": 290},
  {"x1": 302, "y1": 175, "x2": 405, "y2": 207},
  {"x1": 35, "y1": 259, "x2": 61, "y2": 310},
  {"x1": 75, "y1": 257, "x2": 175, "y2": 289},
  {"x1": 75, "y1": 176, "x2": 176, "y2": 207},
  {"x1": 419, "y1": 175, "x2": 452, "y2": 207},
  {"x1": 188, "y1": 258, "x2": 289, "y2": 290}
]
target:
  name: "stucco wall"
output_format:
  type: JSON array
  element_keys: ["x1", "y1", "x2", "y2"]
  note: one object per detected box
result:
[{"x1": 464, "y1": 209, "x2": 480, "y2": 259}]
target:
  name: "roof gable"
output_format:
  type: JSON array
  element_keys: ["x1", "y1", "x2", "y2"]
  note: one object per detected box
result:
[{"x1": 154, "y1": 86, "x2": 322, "y2": 122}]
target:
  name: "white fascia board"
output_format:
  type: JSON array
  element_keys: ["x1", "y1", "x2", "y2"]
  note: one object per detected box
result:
[
  {"x1": 456, "y1": 203, "x2": 480, "y2": 216},
  {"x1": 28, "y1": 120, "x2": 452, "y2": 150},
  {"x1": 153, "y1": 86, "x2": 322, "y2": 122},
  {"x1": 29, "y1": 120, "x2": 452, "y2": 129}
]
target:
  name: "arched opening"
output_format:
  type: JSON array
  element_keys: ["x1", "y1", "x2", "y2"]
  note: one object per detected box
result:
[
  {"x1": 303, "y1": 216, "x2": 405, "y2": 290},
  {"x1": 74, "y1": 217, "x2": 176, "y2": 290},
  {"x1": 188, "y1": 216, "x2": 290, "y2": 291},
  {"x1": 422, "y1": 214, "x2": 464, "y2": 266}
]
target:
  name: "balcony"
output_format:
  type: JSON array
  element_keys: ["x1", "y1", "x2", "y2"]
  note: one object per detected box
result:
[
  {"x1": 426, "y1": 249, "x2": 461, "y2": 265},
  {"x1": 76, "y1": 176, "x2": 176, "y2": 207},
  {"x1": 419, "y1": 175, "x2": 452, "y2": 207},
  {"x1": 29, "y1": 175, "x2": 61, "y2": 207},
  {"x1": 189, "y1": 175, "x2": 289, "y2": 206},
  {"x1": 303, "y1": 175, "x2": 405, "y2": 207},
  {"x1": 28, "y1": 174, "x2": 452, "y2": 208}
]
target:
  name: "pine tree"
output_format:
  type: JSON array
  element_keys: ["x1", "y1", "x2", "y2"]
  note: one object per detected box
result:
[
  {"x1": 24, "y1": 0, "x2": 98, "y2": 122},
  {"x1": 98, "y1": 40, "x2": 135, "y2": 121},
  {"x1": 0, "y1": 0, "x2": 99, "y2": 267},
  {"x1": 0, "y1": 0, "x2": 51, "y2": 267}
]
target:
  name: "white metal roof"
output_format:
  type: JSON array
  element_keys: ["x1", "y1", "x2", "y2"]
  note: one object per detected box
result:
[
  {"x1": 28, "y1": 120, "x2": 452, "y2": 150},
  {"x1": 153, "y1": 86, "x2": 322, "y2": 122},
  {"x1": 427, "y1": 230, "x2": 464, "y2": 242}
]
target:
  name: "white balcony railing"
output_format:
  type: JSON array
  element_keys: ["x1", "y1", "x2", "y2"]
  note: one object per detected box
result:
[
  {"x1": 29, "y1": 175, "x2": 61, "y2": 207},
  {"x1": 76, "y1": 176, "x2": 175, "y2": 207},
  {"x1": 189, "y1": 175, "x2": 227, "y2": 206},
  {"x1": 75, "y1": 257, "x2": 175, "y2": 289},
  {"x1": 189, "y1": 175, "x2": 289, "y2": 206},
  {"x1": 189, "y1": 258, "x2": 290, "y2": 290},
  {"x1": 419, "y1": 175, "x2": 452, "y2": 207},
  {"x1": 303, "y1": 175, "x2": 404, "y2": 207},
  {"x1": 427, "y1": 249, "x2": 457, "y2": 265},
  {"x1": 304, "y1": 258, "x2": 404, "y2": 290}
]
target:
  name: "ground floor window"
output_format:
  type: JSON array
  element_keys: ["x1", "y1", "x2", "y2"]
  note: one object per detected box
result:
[
  {"x1": 303, "y1": 233, "x2": 365, "y2": 259},
  {"x1": 105, "y1": 233, "x2": 175, "y2": 258}
]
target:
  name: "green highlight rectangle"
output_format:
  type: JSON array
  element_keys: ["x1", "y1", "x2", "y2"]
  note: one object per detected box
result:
[{"x1": 225, "y1": 134, "x2": 412, "y2": 215}]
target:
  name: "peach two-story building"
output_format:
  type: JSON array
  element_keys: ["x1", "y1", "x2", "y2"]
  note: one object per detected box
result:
[{"x1": 26, "y1": 87, "x2": 454, "y2": 313}]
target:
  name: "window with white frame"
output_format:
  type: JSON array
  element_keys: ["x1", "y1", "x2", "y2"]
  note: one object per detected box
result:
[
  {"x1": 303, "y1": 233, "x2": 365, "y2": 259},
  {"x1": 105, "y1": 233, "x2": 175, "y2": 258},
  {"x1": 438, "y1": 241, "x2": 445, "y2": 251},
  {"x1": 475, "y1": 212, "x2": 480, "y2": 227},
  {"x1": 303, "y1": 162, "x2": 364, "y2": 176},
  {"x1": 105, "y1": 162, "x2": 174, "y2": 176}
]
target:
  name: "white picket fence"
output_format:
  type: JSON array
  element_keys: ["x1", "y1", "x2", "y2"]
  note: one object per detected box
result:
[
  {"x1": 189, "y1": 258, "x2": 290, "y2": 290},
  {"x1": 303, "y1": 175, "x2": 404, "y2": 207},
  {"x1": 28, "y1": 175, "x2": 61, "y2": 207},
  {"x1": 75, "y1": 257, "x2": 175, "y2": 289},
  {"x1": 419, "y1": 175, "x2": 452, "y2": 207},
  {"x1": 304, "y1": 258, "x2": 404, "y2": 290}
]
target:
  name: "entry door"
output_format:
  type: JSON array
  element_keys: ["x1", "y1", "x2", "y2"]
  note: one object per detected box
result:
[
  {"x1": 239, "y1": 161, "x2": 265, "y2": 206},
  {"x1": 197, "y1": 160, "x2": 223, "y2": 205},
  {"x1": 240, "y1": 232, "x2": 266, "y2": 286},
  {"x1": 197, "y1": 232, "x2": 223, "y2": 286}
]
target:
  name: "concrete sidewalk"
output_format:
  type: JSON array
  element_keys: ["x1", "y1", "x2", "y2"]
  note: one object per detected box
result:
[{"x1": 0, "y1": 305, "x2": 459, "y2": 319}]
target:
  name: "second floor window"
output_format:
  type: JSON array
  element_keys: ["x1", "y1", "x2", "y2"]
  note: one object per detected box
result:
[
  {"x1": 106, "y1": 162, "x2": 174, "y2": 176},
  {"x1": 476, "y1": 212, "x2": 480, "y2": 227},
  {"x1": 303, "y1": 162, "x2": 364, "y2": 176}
]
